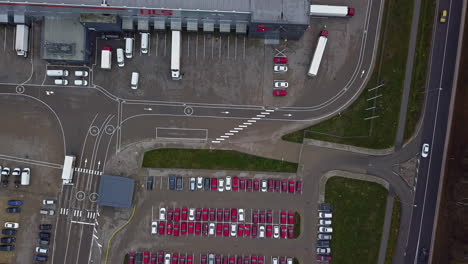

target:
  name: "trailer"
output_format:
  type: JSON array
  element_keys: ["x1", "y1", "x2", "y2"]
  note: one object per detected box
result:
[
  {"x1": 62, "y1": 155, "x2": 76, "y2": 185},
  {"x1": 308, "y1": 30, "x2": 328, "y2": 77},
  {"x1": 309, "y1": 5, "x2": 355, "y2": 17},
  {"x1": 15, "y1": 24, "x2": 29, "y2": 57},
  {"x1": 171, "y1": 30, "x2": 182, "y2": 80},
  {"x1": 101, "y1": 46, "x2": 112, "y2": 70}
]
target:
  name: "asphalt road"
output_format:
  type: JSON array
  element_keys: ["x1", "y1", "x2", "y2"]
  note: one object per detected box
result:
[{"x1": 404, "y1": 0, "x2": 464, "y2": 263}]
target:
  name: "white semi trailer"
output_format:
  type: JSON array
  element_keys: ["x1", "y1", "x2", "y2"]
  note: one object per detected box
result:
[
  {"x1": 62, "y1": 155, "x2": 76, "y2": 185},
  {"x1": 171, "y1": 30, "x2": 182, "y2": 80},
  {"x1": 309, "y1": 5, "x2": 355, "y2": 17},
  {"x1": 15, "y1": 24, "x2": 29, "y2": 57},
  {"x1": 308, "y1": 30, "x2": 328, "y2": 77}
]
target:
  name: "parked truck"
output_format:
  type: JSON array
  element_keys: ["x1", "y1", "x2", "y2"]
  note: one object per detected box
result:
[
  {"x1": 15, "y1": 24, "x2": 29, "y2": 57},
  {"x1": 171, "y1": 30, "x2": 181, "y2": 80},
  {"x1": 101, "y1": 46, "x2": 112, "y2": 70},
  {"x1": 62, "y1": 155, "x2": 75, "y2": 185},
  {"x1": 308, "y1": 30, "x2": 328, "y2": 77},
  {"x1": 309, "y1": 5, "x2": 355, "y2": 17}
]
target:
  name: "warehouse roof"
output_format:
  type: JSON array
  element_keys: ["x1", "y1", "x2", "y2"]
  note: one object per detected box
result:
[{"x1": 97, "y1": 175, "x2": 134, "y2": 208}]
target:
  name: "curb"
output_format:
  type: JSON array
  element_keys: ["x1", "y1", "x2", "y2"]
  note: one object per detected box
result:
[{"x1": 304, "y1": 138, "x2": 394, "y2": 156}]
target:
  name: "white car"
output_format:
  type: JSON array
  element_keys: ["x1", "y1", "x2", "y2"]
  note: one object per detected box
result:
[
  {"x1": 54, "y1": 79, "x2": 68, "y2": 85},
  {"x1": 74, "y1": 79, "x2": 88, "y2": 86},
  {"x1": 273, "y1": 65, "x2": 288, "y2": 72},
  {"x1": 318, "y1": 233, "x2": 332, "y2": 240},
  {"x1": 189, "y1": 208, "x2": 195, "y2": 221},
  {"x1": 238, "y1": 209, "x2": 245, "y2": 222},
  {"x1": 273, "y1": 225, "x2": 280, "y2": 238},
  {"x1": 319, "y1": 212, "x2": 332, "y2": 218},
  {"x1": 36, "y1": 247, "x2": 48, "y2": 254},
  {"x1": 422, "y1": 143, "x2": 430, "y2": 158},
  {"x1": 1, "y1": 167, "x2": 10, "y2": 176},
  {"x1": 42, "y1": 199, "x2": 56, "y2": 205},
  {"x1": 319, "y1": 226, "x2": 333, "y2": 233},
  {"x1": 189, "y1": 177, "x2": 196, "y2": 191},
  {"x1": 159, "y1": 208, "x2": 166, "y2": 220},
  {"x1": 274, "y1": 81, "x2": 288, "y2": 88},
  {"x1": 151, "y1": 221, "x2": 157, "y2": 235},
  {"x1": 230, "y1": 223, "x2": 237, "y2": 237},
  {"x1": 225, "y1": 176, "x2": 232, "y2": 191},
  {"x1": 316, "y1": 247, "x2": 331, "y2": 254},
  {"x1": 197, "y1": 177, "x2": 203, "y2": 189},
  {"x1": 218, "y1": 178, "x2": 225, "y2": 192},
  {"x1": 272, "y1": 258, "x2": 278, "y2": 264},
  {"x1": 164, "y1": 254, "x2": 171, "y2": 264},
  {"x1": 261, "y1": 180, "x2": 268, "y2": 192},
  {"x1": 259, "y1": 225, "x2": 265, "y2": 238},
  {"x1": 319, "y1": 219, "x2": 332, "y2": 225},
  {"x1": 287, "y1": 258, "x2": 293, "y2": 264},
  {"x1": 74, "y1": 70, "x2": 89, "y2": 77},
  {"x1": 4, "y1": 222, "x2": 18, "y2": 229},
  {"x1": 12, "y1": 168, "x2": 20, "y2": 176},
  {"x1": 209, "y1": 223, "x2": 215, "y2": 235}
]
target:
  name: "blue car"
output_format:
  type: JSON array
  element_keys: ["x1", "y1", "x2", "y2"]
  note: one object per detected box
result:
[
  {"x1": 7, "y1": 200, "x2": 22, "y2": 206},
  {"x1": 169, "y1": 176, "x2": 176, "y2": 190}
]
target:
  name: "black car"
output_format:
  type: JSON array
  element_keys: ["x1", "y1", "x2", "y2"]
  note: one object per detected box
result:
[
  {"x1": 37, "y1": 239, "x2": 49, "y2": 246},
  {"x1": 34, "y1": 255, "x2": 48, "y2": 262},
  {"x1": 1, "y1": 229, "x2": 16, "y2": 236},
  {"x1": 318, "y1": 204, "x2": 333, "y2": 212},
  {"x1": 0, "y1": 245, "x2": 14, "y2": 251},
  {"x1": 0, "y1": 237, "x2": 15, "y2": 243},
  {"x1": 146, "y1": 176, "x2": 154, "y2": 190},
  {"x1": 176, "y1": 176, "x2": 183, "y2": 191},
  {"x1": 204, "y1": 177, "x2": 211, "y2": 190},
  {"x1": 419, "y1": 247, "x2": 429, "y2": 262},
  {"x1": 317, "y1": 240, "x2": 330, "y2": 247},
  {"x1": 38, "y1": 232, "x2": 50, "y2": 240},
  {"x1": 169, "y1": 175, "x2": 176, "y2": 190},
  {"x1": 5, "y1": 207, "x2": 20, "y2": 213},
  {"x1": 39, "y1": 224, "x2": 52, "y2": 231}
]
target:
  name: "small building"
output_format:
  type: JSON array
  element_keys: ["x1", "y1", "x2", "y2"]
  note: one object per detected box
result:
[{"x1": 97, "y1": 175, "x2": 134, "y2": 208}]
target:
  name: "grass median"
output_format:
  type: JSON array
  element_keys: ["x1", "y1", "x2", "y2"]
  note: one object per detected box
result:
[
  {"x1": 142, "y1": 149, "x2": 298, "y2": 173},
  {"x1": 384, "y1": 198, "x2": 401, "y2": 264},
  {"x1": 325, "y1": 177, "x2": 388, "y2": 264},
  {"x1": 283, "y1": 0, "x2": 434, "y2": 148}
]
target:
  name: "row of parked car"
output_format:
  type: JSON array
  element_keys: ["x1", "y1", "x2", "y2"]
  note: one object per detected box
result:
[
  {"x1": 46, "y1": 69, "x2": 89, "y2": 86},
  {"x1": 0, "y1": 200, "x2": 23, "y2": 252},
  {"x1": 0, "y1": 166, "x2": 30, "y2": 188},
  {"x1": 169, "y1": 176, "x2": 302, "y2": 194},
  {"x1": 273, "y1": 57, "x2": 289, "y2": 97},
  {"x1": 129, "y1": 252, "x2": 294, "y2": 264},
  {"x1": 316, "y1": 204, "x2": 333, "y2": 263},
  {"x1": 34, "y1": 222, "x2": 52, "y2": 262}
]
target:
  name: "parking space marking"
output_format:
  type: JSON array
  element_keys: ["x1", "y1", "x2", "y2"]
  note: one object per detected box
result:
[
  {"x1": 247, "y1": 120, "x2": 256, "y2": 123},
  {"x1": 243, "y1": 122, "x2": 252, "y2": 125},
  {"x1": 155, "y1": 33, "x2": 159, "y2": 56},
  {"x1": 229, "y1": 130, "x2": 239, "y2": 133}
]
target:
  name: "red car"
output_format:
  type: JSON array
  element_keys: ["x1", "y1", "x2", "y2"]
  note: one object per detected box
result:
[
  {"x1": 174, "y1": 208, "x2": 181, "y2": 222},
  {"x1": 216, "y1": 255, "x2": 221, "y2": 264},
  {"x1": 268, "y1": 179, "x2": 274, "y2": 192},
  {"x1": 237, "y1": 256, "x2": 242, "y2": 264},
  {"x1": 129, "y1": 252, "x2": 135, "y2": 264},
  {"x1": 209, "y1": 208, "x2": 216, "y2": 221},
  {"x1": 257, "y1": 256, "x2": 264, "y2": 264},
  {"x1": 316, "y1": 255, "x2": 332, "y2": 262},
  {"x1": 230, "y1": 208, "x2": 237, "y2": 222},
  {"x1": 166, "y1": 222, "x2": 173, "y2": 235},
  {"x1": 253, "y1": 179, "x2": 260, "y2": 191},
  {"x1": 181, "y1": 208, "x2": 188, "y2": 220},
  {"x1": 273, "y1": 90, "x2": 287, "y2": 96},
  {"x1": 187, "y1": 255, "x2": 193, "y2": 264},
  {"x1": 223, "y1": 256, "x2": 228, "y2": 264},
  {"x1": 201, "y1": 255, "x2": 207, "y2": 264},
  {"x1": 266, "y1": 225, "x2": 273, "y2": 237},
  {"x1": 202, "y1": 223, "x2": 209, "y2": 236},
  {"x1": 288, "y1": 212, "x2": 295, "y2": 224},
  {"x1": 281, "y1": 225, "x2": 287, "y2": 238},
  {"x1": 157, "y1": 252, "x2": 164, "y2": 264},
  {"x1": 151, "y1": 254, "x2": 156, "y2": 264},
  {"x1": 232, "y1": 177, "x2": 239, "y2": 191},
  {"x1": 266, "y1": 210, "x2": 273, "y2": 223},
  {"x1": 216, "y1": 223, "x2": 223, "y2": 236},
  {"x1": 224, "y1": 208, "x2": 230, "y2": 222},
  {"x1": 275, "y1": 180, "x2": 281, "y2": 192},
  {"x1": 229, "y1": 256, "x2": 235, "y2": 264},
  {"x1": 281, "y1": 180, "x2": 288, "y2": 192},
  {"x1": 252, "y1": 211, "x2": 259, "y2": 223},
  {"x1": 243, "y1": 257, "x2": 250, "y2": 264},
  {"x1": 202, "y1": 208, "x2": 209, "y2": 221},
  {"x1": 280, "y1": 211, "x2": 287, "y2": 224},
  {"x1": 195, "y1": 222, "x2": 202, "y2": 235},
  {"x1": 211, "y1": 178, "x2": 218, "y2": 190},
  {"x1": 167, "y1": 209, "x2": 174, "y2": 221},
  {"x1": 181, "y1": 222, "x2": 187, "y2": 235},
  {"x1": 274, "y1": 57, "x2": 288, "y2": 63},
  {"x1": 246, "y1": 179, "x2": 253, "y2": 192},
  {"x1": 251, "y1": 256, "x2": 257, "y2": 264},
  {"x1": 239, "y1": 178, "x2": 246, "y2": 190},
  {"x1": 288, "y1": 181, "x2": 295, "y2": 193},
  {"x1": 173, "y1": 223, "x2": 180, "y2": 236},
  {"x1": 143, "y1": 252, "x2": 150, "y2": 264},
  {"x1": 244, "y1": 224, "x2": 251, "y2": 237},
  {"x1": 259, "y1": 211, "x2": 266, "y2": 223},
  {"x1": 238, "y1": 224, "x2": 244, "y2": 237},
  {"x1": 180, "y1": 254, "x2": 186, "y2": 264},
  {"x1": 188, "y1": 222, "x2": 194, "y2": 234},
  {"x1": 223, "y1": 223, "x2": 229, "y2": 237},
  {"x1": 287, "y1": 225, "x2": 294, "y2": 239},
  {"x1": 217, "y1": 209, "x2": 223, "y2": 222},
  {"x1": 251, "y1": 224, "x2": 258, "y2": 238},
  {"x1": 172, "y1": 254, "x2": 178, "y2": 264},
  {"x1": 279, "y1": 257, "x2": 286, "y2": 264},
  {"x1": 196, "y1": 208, "x2": 202, "y2": 221},
  {"x1": 158, "y1": 221, "x2": 165, "y2": 235},
  {"x1": 296, "y1": 181, "x2": 302, "y2": 193}
]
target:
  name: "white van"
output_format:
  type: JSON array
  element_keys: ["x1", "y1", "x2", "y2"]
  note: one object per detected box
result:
[
  {"x1": 54, "y1": 79, "x2": 68, "y2": 85},
  {"x1": 47, "y1": 70, "x2": 69, "y2": 77},
  {"x1": 141, "y1": 33, "x2": 149, "y2": 54},
  {"x1": 21, "y1": 168, "x2": 30, "y2": 185},
  {"x1": 74, "y1": 70, "x2": 88, "y2": 77},
  {"x1": 74, "y1": 80, "x2": 88, "y2": 86},
  {"x1": 125, "y1": 37, "x2": 133, "y2": 58},
  {"x1": 116, "y1": 48, "x2": 124, "y2": 67},
  {"x1": 131, "y1": 72, "x2": 139, "y2": 90}
]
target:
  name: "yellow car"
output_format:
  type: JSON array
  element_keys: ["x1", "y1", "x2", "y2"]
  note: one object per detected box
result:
[{"x1": 440, "y1": 10, "x2": 447, "y2": 23}]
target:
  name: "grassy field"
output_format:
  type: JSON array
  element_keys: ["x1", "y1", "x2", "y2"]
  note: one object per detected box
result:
[
  {"x1": 282, "y1": 0, "x2": 419, "y2": 149},
  {"x1": 325, "y1": 177, "x2": 388, "y2": 264},
  {"x1": 404, "y1": 0, "x2": 436, "y2": 141},
  {"x1": 293, "y1": 212, "x2": 301, "y2": 238},
  {"x1": 142, "y1": 149, "x2": 298, "y2": 173},
  {"x1": 385, "y1": 198, "x2": 401, "y2": 264}
]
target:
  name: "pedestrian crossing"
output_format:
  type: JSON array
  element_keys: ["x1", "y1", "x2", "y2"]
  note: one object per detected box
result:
[
  {"x1": 74, "y1": 167, "x2": 103, "y2": 175},
  {"x1": 60, "y1": 208, "x2": 97, "y2": 219}
]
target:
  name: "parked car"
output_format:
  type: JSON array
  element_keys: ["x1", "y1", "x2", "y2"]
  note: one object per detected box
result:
[
  {"x1": 39, "y1": 224, "x2": 52, "y2": 230},
  {"x1": 0, "y1": 237, "x2": 15, "y2": 243},
  {"x1": 39, "y1": 209, "x2": 54, "y2": 215},
  {"x1": 316, "y1": 255, "x2": 332, "y2": 262},
  {"x1": 319, "y1": 204, "x2": 333, "y2": 212},
  {"x1": 36, "y1": 247, "x2": 48, "y2": 254},
  {"x1": 6, "y1": 207, "x2": 20, "y2": 213},
  {"x1": 1, "y1": 167, "x2": 10, "y2": 176},
  {"x1": 37, "y1": 239, "x2": 49, "y2": 246},
  {"x1": 211, "y1": 178, "x2": 218, "y2": 190},
  {"x1": 151, "y1": 221, "x2": 158, "y2": 235},
  {"x1": 319, "y1": 212, "x2": 332, "y2": 218},
  {"x1": 74, "y1": 80, "x2": 88, "y2": 86},
  {"x1": 288, "y1": 181, "x2": 295, "y2": 193},
  {"x1": 75, "y1": 70, "x2": 89, "y2": 77},
  {"x1": 218, "y1": 178, "x2": 225, "y2": 192},
  {"x1": 317, "y1": 240, "x2": 331, "y2": 247},
  {"x1": 273, "y1": 90, "x2": 287, "y2": 96},
  {"x1": 176, "y1": 176, "x2": 183, "y2": 190},
  {"x1": 318, "y1": 233, "x2": 332, "y2": 240},
  {"x1": 238, "y1": 209, "x2": 245, "y2": 222},
  {"x1": 204, "y1": 177, "x2": 211, "y2": 190},
  {"x1": 0, "y1": 245, "x2": 14, "y2": 251},
  {"x1": 11, "y1": 168, "x2": 20, "y2": 177},
  {"x1": 318, "y1": 226, "x2": 333, "y2": 233},
  {"x1": 4, "y1": 222, "x2": 18, "y2": 229},
  {"x1": 169, "y1": 176, "x2": 176, "y2": 190},
  {"x1": 159, "y1": 208, "x2": 166, "y2": 220},
  {"x1": 189, "y1": 208, "x2": 195, "y2": 221},
  {"x1": 7, "y1": 200, "x2": 22, "y2": 206},
  {"x1": 316, "y1": 248, "x2": 331, "y2": 254},
  {"x1": 34, "y1": 255, "x2": 48, "y2": 262},
  {"x1": 230, "y1": 224, "x2": 237, "y2": 237},
  {"x1": 273, "y1": 225, "x2": 280, "y2": 238},
  {"x1": 274, "y1": 57, "x2": 288, "y2": 64},
  {"x1": 273, "y1": 65, "x2": 288, "y2": 72},
  {"x1": 38, "y1": 232, "x2": 50, "y2": 239},
  {"x1": 190, "y1": 177, "x2": 196, "y2": 191},
  {"x1": 1, "y1": 229, "x2": 16, "y2": 236},
  {"x1": 232, "y1": 177, "x2": 239, "y2": 191},
  {"x1": 259, "y1": 225, "x2": 265, "y2": 238},
  {"x1": 261, "y1": 180, "x2": 267, "y2": 192},
  {"x1": 225, "y1": 176, "x2": 232, "y2": 191},
  {"x1": 274, "y1": 81, "x2": 288, "y2": 88},
  {"x1": 319, "y1": 219, "x2": 332, "y2": 225},
  {"x1": 42, "y1": 199, "x2": 56, "y2": 205},
  {"x1": 197, "y1": 177, "x2": 203, "y2": 189}
]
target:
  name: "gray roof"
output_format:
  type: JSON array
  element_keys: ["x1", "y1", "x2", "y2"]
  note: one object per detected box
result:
[
  {"x1": 42, "y1": 17, "x2": 86, "y2": 62},
  {"x1": 98, "y1": 175, "x2": 134, "y2": 208},
  {"x1": 251, "y1": 0, "x2": 309, "y2": 24}
]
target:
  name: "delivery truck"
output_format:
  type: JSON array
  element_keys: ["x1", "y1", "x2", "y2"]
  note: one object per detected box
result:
[
  {"x1": 308, "y1": 30, "x2": 328, "y2": 77},
  {"x1": 62, "y1": 155, "x2": 75, "y2": 185},
  {"x1": 15, "y1": 24, "x2": 29, "y2": 57},
  {"x1": 171, "y1": 30, "x2": 182, "y2": 80},
  {"x1": 309, "y1": 5, "x2": 355, "y2": 17},
  {"x1": 101, "y1": 46, "x2": 112, "y2": 70}
]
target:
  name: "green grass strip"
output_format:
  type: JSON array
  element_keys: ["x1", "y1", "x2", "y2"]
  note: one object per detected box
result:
[{"x1": 384, "y1": 198, "x2": 401, "y2": 264}]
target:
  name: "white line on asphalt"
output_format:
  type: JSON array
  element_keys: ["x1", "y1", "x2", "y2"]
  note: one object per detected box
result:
[
  {"x1": 71, "y1": 220, "x2": 95, "y2": 226},
  {"x1": 234, "y1": 128, "x2": 243, "y2": 130},
  {"x1": 265, "y1": 109, "x2": 275, "y2": 112},
  {"x1": 230, "y1": 130, "x2": 239, "y2": 133},
  {"x1": 261, "y1": 112, "x2": 270, "y2": 115},
  {"x1": 220, "y1": 136, "x2": 229, "y2": 138},
  {"x1": 212, "y1": 141, "x2": 221, "y2": 143},
  {"x1": 239, "y1": 125, "x2": 247, "y2": 128},
  {"x1": 256, "y1": 115, "x2": 265, "y2": 117},
  {"x1": 252, "y1": 117, "x2": 261, "y2": 120},
  {"x1": 247, "y1": 120, "x2": 256, "y2": 123},
  {"x1": 243, "y1": 123, "x2": 252, "y2": 125},
  {"x1": 225, "y1": 133, "x2": 234, "y2": 136},
  {"x1": 216, "y1": 138, "x2": 225, "y2": 141}
]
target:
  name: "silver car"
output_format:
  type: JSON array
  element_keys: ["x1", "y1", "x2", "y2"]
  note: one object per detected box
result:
[
  {"x1": 159, "y1": 208, "x2": 166, "y2": 220},
  {"x1": 274, "y1": 81, "x2": 289, "y2": 88},
  {"x1": 316, "y1": 247, "x2": 331, "y2": 254},
  {"x1": 273, "y1": 65, "x2": 288, "y2": 72}
]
